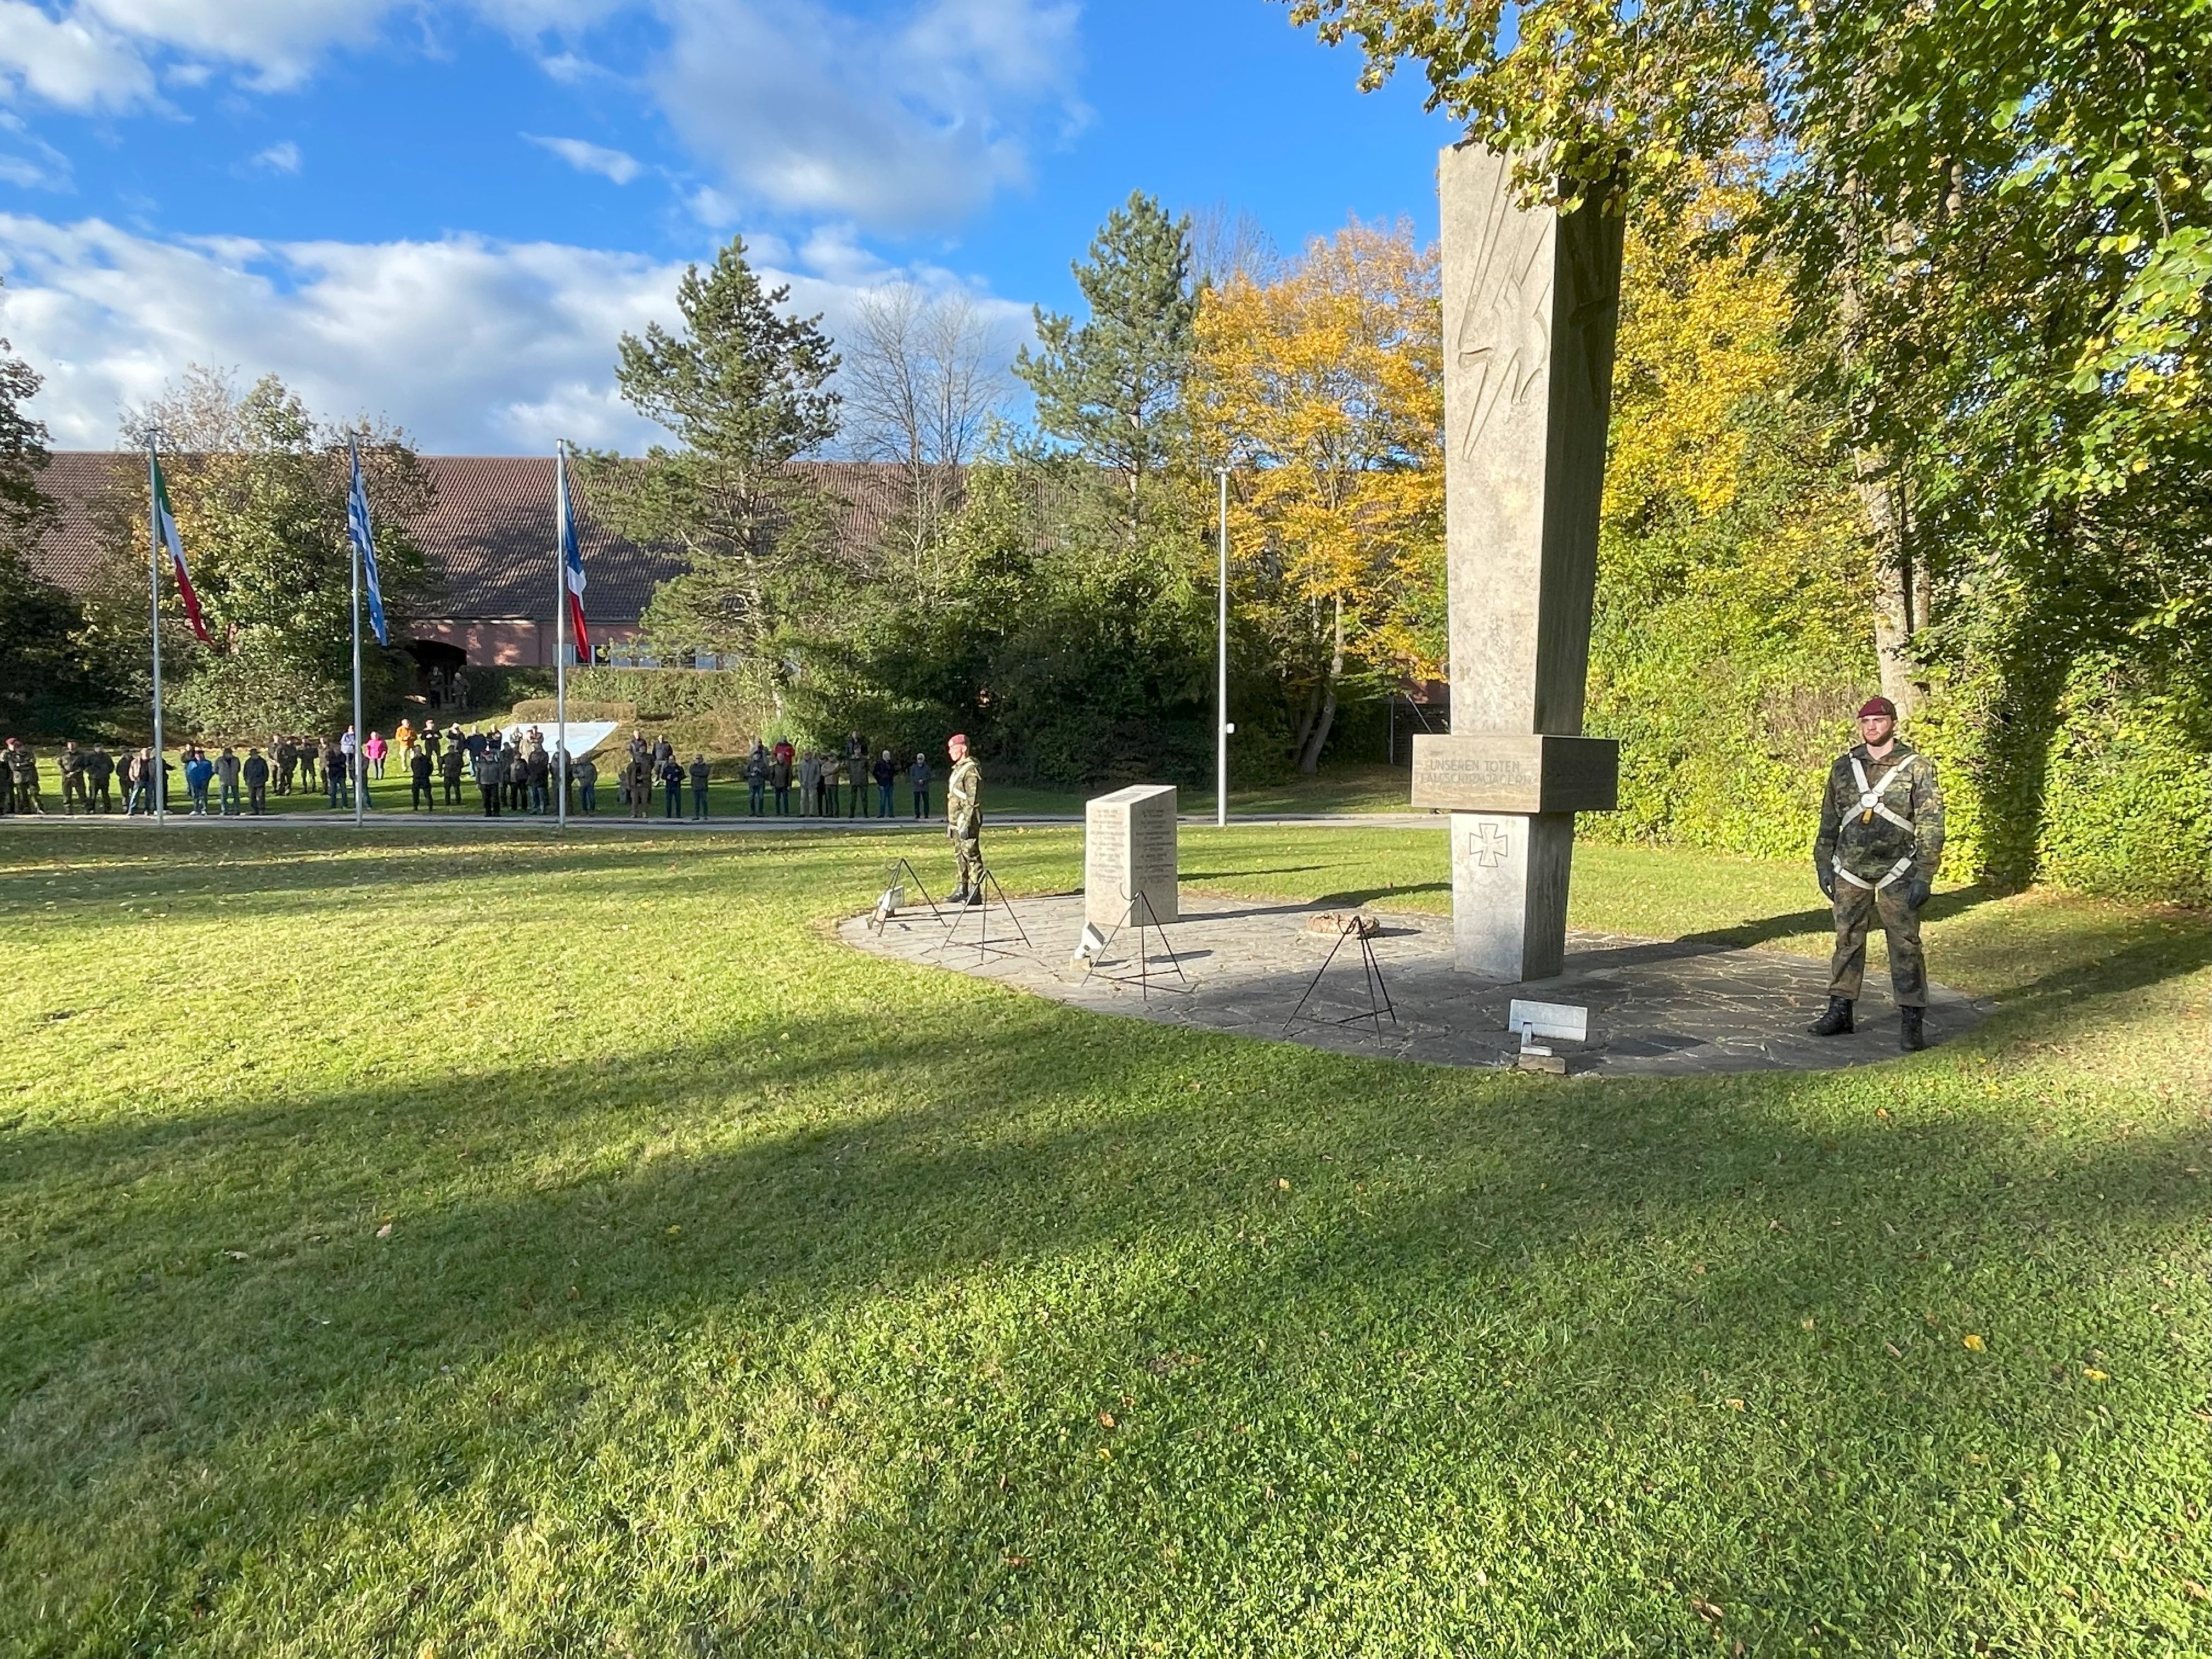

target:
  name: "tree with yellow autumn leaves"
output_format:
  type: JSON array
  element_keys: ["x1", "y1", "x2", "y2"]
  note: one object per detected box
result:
[{"x1": 1188, "y1": 219, "x2": 1444, "y2": 775}]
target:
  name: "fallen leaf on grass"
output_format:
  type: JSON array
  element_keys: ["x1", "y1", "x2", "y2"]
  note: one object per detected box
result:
[
  {"x1": 224, "y1": 1250, "x2": 247, "y2": 1261},
  {"x1": 375, "y1": 1222, "x2": 393, "y2": 1239},
  {"x1": 1691, "y1": 1597, "x2": 1724, "y2": 1626},
  {"x1": 1884, "y1": 1342, "x2": 1903, "y2": 1358},
  {"x1": 1277, "y1": 1177, "x2": 1291, "y2": 1191},
  {"x1": 1098, "y1": 1410, "x2": 1116, "y2": 1429},
  {"x1": 1962, "y1": 1334, "x2": 1986, "y2": 1351},
  {"x1": 1725, "y1": 1398, "x2": 1746, "y2": 1411},
  {"x1": 2082, "y1": 1367, "x2": 2109, "y2": 1382},
  {"x1": 2182, "y1": 1580, "x2": 2210, "y2": 1603}
]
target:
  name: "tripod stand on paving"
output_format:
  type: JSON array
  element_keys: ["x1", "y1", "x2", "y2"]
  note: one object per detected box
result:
[
  {"x1": 1284, "y1": 921, "x2": 1396, "y2": 1039},
  {"x1": 1076, "y1": 888, "x2": 1190, "y2": 999},
  {"x1": 867, "y1": 855, "x2": 951, "y2": 934},
  {"x1": 931, "y1": 864, "x2": 1032, "y2": 960}
]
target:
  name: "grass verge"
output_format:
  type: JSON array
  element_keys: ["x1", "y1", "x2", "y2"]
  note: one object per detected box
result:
[{"x1": 2, "y1": 825, "x2": 2204, "y2": 1656}]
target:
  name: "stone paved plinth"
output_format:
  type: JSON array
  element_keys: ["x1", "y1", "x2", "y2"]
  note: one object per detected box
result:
[{"x1": 840, "y1": 891, "x2": 1987, "y2": 1076}]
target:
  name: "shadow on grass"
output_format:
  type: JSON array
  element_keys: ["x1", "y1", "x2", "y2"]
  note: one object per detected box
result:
[{"x1": 3, "y1": 973, "x2": 2204, "y2": 1652}]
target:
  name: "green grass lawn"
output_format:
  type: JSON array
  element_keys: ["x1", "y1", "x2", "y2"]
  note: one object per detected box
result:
[{"x1": 3, "y1": 825, "x2": 2205, "y2": 1657}]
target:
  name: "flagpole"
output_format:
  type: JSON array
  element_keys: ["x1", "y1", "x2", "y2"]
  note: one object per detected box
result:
[
  {"x1": 146, "y1": 433, "x2": 165, "y2": 826},
  {"x1": 351, "y1": 454, "x2": 365, "y2": 830},
  {"x1": 555, "y1": 440, "x2": 568, "y2": 831}
]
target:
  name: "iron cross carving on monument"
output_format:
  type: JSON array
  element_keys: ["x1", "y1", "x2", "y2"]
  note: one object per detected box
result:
[{"x1": 1473, "y1": 823, "x2": 1510, "y2": 868}]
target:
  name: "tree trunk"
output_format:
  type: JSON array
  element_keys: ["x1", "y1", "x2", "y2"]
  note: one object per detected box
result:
[
  {"x1": 1297, "y1": 595, "x2": 1345, "y2": 775},
  {"x1": 1853, "y1": 449, "x2": 1919, "y2": 719},
  {"x1": 1289, "y1": 682, "x2": 1321, "y2": 766}
]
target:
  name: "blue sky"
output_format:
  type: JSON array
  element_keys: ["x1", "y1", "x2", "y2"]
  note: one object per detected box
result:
[{"x1": 0, "y1": 0, "x2": 1458, "y2": 450}]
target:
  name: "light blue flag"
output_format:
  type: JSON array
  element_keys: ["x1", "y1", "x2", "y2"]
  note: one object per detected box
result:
[{"x1": 347, "y1": 440, "x2": 389, "y2": 648}]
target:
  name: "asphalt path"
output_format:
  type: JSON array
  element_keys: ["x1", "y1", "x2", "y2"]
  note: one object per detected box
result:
[{"x1": 2, "y1": 810, "x2": 1441, "y2": 832}]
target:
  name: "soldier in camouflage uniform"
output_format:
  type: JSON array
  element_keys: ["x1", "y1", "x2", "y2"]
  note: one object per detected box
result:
[
  {"x1": 1809, "y1": 695, "x2": 1945, "y2": 1052},
  {"x1": 945, "y1": 733, "x2": 984, "y2": 905},
  {"x1": 58, "y1": 741, "x2": 88, "y2": 812}
]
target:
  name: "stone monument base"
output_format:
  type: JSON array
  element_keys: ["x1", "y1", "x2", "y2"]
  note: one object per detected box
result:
[
  {"x1": 1450, "y1": 811, "x2": 1573, "y2": 981},
  {"x1": 839, "y1": 891, "x2": 1986, "y2": 1077}
]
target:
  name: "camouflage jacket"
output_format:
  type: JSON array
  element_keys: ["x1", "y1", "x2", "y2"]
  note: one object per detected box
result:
[
  {"x1": 1813, "y1": 741, "x2": 1944, "y2": 887},
  {"x1": 946, "y1": 755, "x2": 982, "y2": 834}
]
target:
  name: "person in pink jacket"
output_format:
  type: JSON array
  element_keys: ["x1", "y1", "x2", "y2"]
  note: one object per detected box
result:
[{"x1": 364, "y1": 731, "x2": 388, "y2": 778}]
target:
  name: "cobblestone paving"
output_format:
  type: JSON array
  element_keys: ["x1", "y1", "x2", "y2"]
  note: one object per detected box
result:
[{"x1": 840, "y1": 890, "x2": 1989, "y2": 1076}]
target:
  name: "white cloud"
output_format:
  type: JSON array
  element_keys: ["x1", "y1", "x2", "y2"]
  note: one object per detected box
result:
[
  {"x1": 523, "y1": 132, "x2": 640, "y2": 185},
  {"x1": 0, "y1": 213, "x2": 1031, "y2": 453},
  {"x1": 651, "y1": 0, "x2": 1082, "y2": 229},
  {"x1": 0, "y1": 106, "x2": 71, "y2": 188},
  {"x1": 0, "y1": 0, "x2": 1085, "y2": 232},
  {"x1": 249, "y1": 138, "x2": 300, "y2": 174},
  {"x1": 78, "y1": 0, "x2": 392, "y2": 89},
  {"x1": 0, "y1": 0, "x2": 154, "y2": 109}
]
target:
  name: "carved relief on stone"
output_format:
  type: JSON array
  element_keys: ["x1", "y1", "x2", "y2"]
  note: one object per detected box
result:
[{"x1": 1452, "y1": 156, "x2": 1554, "y2": 458}]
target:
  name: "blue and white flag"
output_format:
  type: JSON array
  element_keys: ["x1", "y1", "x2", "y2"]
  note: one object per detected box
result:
[{"x1": 347, "y1": 439, "x2": 389, "y2": 648}]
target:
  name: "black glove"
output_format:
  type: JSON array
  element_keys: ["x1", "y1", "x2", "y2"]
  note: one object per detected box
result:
[
  {"x1": 1903, "y1": 877, "x2": 1932, "y2": 911},
  {"x1": 1816, "y1": 864, "x2": 1836, "y2": 902}
]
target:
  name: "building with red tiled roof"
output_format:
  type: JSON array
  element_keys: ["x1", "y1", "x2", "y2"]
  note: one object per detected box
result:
[{"x1": 27, "y1": 453, "x2": 912, "y2": 670}]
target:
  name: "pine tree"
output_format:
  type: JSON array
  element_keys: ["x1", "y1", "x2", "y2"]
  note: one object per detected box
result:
[
  {"x1": 1015, "y1": 192, "x2": 1198, "y2": 508},
  {"x1": 606, "y1": 238, "x2": 842, "y2": 704}
]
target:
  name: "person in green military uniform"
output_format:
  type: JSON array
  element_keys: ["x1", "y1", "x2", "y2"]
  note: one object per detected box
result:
[
  {"x1": 945, "y1": 732, "x2": 984, "y2": 905},
  {"x1": 1809, "y1": 695, "x2": 1945, "y2": 1051},
  {"x1": 58, "y1": 741, "x2": 88, "y2": 812}
]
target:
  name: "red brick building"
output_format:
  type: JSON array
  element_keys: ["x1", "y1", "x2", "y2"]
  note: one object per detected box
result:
[{"x1": 27, "y1": 453, "x2": 906, "y2": 674}]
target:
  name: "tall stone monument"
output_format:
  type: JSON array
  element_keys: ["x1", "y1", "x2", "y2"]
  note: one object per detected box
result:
[{"x1": 1409, "y1": 143, "x2": 1625, "y2": 981}]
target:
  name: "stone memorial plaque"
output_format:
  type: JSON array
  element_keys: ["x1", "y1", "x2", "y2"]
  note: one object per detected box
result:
[
  {"x1": 1085, "y1": 784, "x2": 1179, "y2": 928},
  {"x1": 1410, "y1": 733, "x2": 1618, "y2": 815}
]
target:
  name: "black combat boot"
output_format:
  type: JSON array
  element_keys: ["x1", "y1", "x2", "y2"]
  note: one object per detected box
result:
[
  {"x1": 1808, "y1": 996, "x2": 1854, "y2": 1037},
  {"x1": 947, "y1": 887, "x2": 970, "y2": 906},
  {"x1": 1899, "y1": 1006, "x2": 1927, "y2": 1052}
]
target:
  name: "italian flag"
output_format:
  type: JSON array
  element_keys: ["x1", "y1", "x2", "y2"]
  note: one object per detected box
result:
[{"x1": 152, "y1": 454, "x2": 213, "y2": 645}]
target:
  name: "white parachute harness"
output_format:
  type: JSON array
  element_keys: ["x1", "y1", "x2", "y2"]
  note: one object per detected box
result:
[{"x1": 1834, "y1": 755, "x2": 1918, "y2": 890}]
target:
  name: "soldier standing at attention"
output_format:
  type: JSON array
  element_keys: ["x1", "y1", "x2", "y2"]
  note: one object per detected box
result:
[
  {"x1": 945, "y1": 733, "x2": 984, "y2": 905},
  {"x1": 58, "y1": 741, "x2": 87, "y2": 812},
  {"x1": 1809, "y1": 695, "x2": 1946, "y2": 1052}
]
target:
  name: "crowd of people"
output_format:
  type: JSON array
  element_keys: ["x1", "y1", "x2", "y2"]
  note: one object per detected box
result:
[
  {"x1": 728, "y1": 733, "x2": 935, "y2": 820},
  {"x1": 2, "y1": 722, "x2": 946, "y2": 825}
]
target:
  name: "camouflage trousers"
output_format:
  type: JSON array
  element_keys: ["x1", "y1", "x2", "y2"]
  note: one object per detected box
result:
[
  {"x1": 1827, "y1": 882, "x2": 1927, "y2": 1008},
  {"x1": 953, "y1": 828, "x2": 984, "y2": 895}
]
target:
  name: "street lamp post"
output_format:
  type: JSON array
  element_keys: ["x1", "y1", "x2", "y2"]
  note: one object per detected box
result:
[{"x1": 1216, "y1": 465, "x2": 1229, "y2": 829}]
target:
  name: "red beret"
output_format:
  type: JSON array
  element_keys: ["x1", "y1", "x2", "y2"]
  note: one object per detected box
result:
[
  {"x1": 949, "y1": 732, "x2": 968, "y2": 746},
  {"x1": 1858, "y1": 697, "x2": 1897, "y2": 719}
]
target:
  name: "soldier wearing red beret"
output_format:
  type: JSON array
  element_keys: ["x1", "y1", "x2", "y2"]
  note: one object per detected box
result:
[{"x1": 1809, "y1": 695, "x2": 1946, "y2": 1051}]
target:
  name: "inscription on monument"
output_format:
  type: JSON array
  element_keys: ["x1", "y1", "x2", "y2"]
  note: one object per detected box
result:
[
  {"x1": 1085, "y1": 784, "x2": 1179, "y2": 928},
  {"x1": 1410, "y1": 733, "x2": 1619, "y2": 815}
]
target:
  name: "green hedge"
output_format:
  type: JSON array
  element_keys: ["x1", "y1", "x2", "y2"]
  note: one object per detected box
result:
[
  {"x1": 1576, "y1": 569, "x2": 2208, "y2": 905},
  {"x1": 2028, "y1": 662, "x2": 2208, "y2": 905}
]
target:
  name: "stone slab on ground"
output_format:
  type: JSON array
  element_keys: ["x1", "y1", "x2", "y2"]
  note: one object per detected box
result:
[{"x1": 841, "y1": 891, "x2": 1988, "y2": 1076}]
